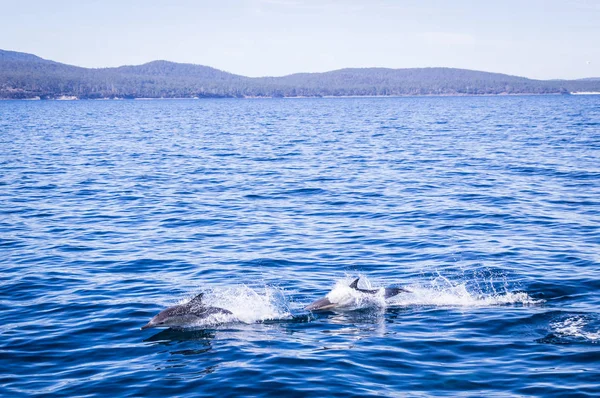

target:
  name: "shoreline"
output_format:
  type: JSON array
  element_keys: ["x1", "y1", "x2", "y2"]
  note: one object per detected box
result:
[{"x1": 2, "y1": 92, "x2": 595, "y2": 101}]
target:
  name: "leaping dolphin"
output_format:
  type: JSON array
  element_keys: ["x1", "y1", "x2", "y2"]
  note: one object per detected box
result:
[
  {"x1": 141, "y1": 293, "x2": 233, "y2": 330},
  {"x1": 304, "y1": 278, "x2": 409, "y2": 311}
]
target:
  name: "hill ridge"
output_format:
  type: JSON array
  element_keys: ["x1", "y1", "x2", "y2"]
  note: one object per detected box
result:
[{"x1": 1, "y1": 49, "x2": 598, "y2": 99}]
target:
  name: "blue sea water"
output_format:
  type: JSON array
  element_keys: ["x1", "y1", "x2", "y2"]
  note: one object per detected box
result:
[{"x1": 1, "y1": 96, "x2": 599, "y2": 397}]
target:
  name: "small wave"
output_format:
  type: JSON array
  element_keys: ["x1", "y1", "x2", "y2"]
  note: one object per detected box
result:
[{"x1": 550, "y1": 316, "x2": 600, "y2": 341}]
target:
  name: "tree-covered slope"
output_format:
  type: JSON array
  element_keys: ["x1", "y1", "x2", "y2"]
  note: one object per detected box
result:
[{"x1": 1, "y1": 49, "x2": 599, "y2": 99}]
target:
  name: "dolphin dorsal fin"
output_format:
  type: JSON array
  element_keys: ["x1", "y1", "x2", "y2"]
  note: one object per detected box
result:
[
  {"x1": 189, "y1": 293, "x2": 204, "y2": 305},
  {"x1": 349, "y1": 278, "x2": 360, "y2": 289}
]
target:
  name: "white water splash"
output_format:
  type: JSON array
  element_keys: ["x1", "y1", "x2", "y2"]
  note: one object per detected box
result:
[
  {"x1": 323, "y1": 276, "x2": 387, "y2": 310},
  {"x1": 199, "y1": 285, "x2": 293, "y2": 324},
  {"x1": 170, "y1": 273, "x2": 541, "y2": 329},
  {"x1": 551, "y1": 316, "x2": 600, "y2": 341},
  {"x1": 390, "y1": 283, "x2": 540, "y2": 307},
  {"x1": 323, "y1": 274, "x2": 541, "y2": 310}
]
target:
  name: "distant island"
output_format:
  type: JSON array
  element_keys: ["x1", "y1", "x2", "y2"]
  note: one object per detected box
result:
[{"x1": 1, "y1": 49, "x2": 599, "y2": 99}]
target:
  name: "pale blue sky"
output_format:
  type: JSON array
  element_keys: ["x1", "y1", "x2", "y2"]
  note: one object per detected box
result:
[{"x1": 2, "y1": 0, "x2": 598, "y2": 79}]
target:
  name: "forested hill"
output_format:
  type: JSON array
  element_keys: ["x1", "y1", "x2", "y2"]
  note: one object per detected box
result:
[{"x1": 1, "y1": 49, "x2": 599, "y2": 99}]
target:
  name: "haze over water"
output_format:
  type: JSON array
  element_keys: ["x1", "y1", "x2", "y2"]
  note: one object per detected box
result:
[{"x1": 1, "y1": 96, "x2": 599, "y2": 396}]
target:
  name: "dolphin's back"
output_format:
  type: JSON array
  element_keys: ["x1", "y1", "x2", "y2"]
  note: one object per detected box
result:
[
  {"x1": 194, "y1": 306, "x2": 233, "y2": 316},
  {"x1": 350, "y1": 278, "x2": 410, "y2": 298},
  {"x1": 185, "y1": 301, "x2": 233, "y2": 317},
  {"x1": 383, "y1": 287, "x2": 409, "y2": 299},
  {"x1": 185, "y1": 293, "x2": 233, "y2": 317}
]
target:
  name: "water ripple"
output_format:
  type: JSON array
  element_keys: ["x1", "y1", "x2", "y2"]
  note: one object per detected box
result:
[{"x1": 1, "y1": 96, "x2": 600, "y2": 396}]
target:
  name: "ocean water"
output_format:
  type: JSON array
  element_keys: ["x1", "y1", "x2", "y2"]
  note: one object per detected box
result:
[{"x1": 1, "y1": 96, "x2": 599, "y2": 397}]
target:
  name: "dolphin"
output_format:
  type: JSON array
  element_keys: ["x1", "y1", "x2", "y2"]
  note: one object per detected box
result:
[
  {"x1": 141, "y1": 293, "x2": 233, "y2": 330},
  {"x1": 304, "y1": 278, "x2": 409, "y2": 311}
]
